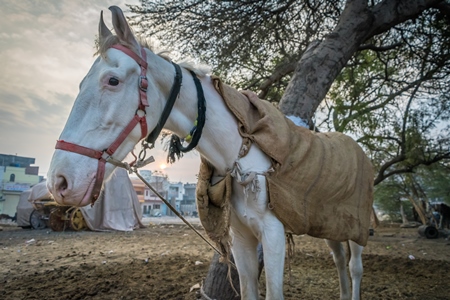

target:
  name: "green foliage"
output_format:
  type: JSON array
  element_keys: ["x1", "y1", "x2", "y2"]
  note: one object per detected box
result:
[
  {"x1": 375, "y1": 163, "x2": 450, "y2": 220},
  {"x1": 418, "y1": 163, "x2": 450, "y2": 204},
  {"x1": 374, "y1": 178, "x2": 404, "y2": 221},
  {"x1": 374, "y1": 183, "x2": 414, "y2": 222}
]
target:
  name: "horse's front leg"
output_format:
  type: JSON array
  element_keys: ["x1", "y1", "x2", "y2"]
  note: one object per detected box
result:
[
  {"x1": 230, "y1": 210, "x2": 285, "y2": 300},
  {"x1": 237, "y1": 174, "x2": 286, "y2": 300},
  {"x1": 235, "y1": 174, "x2": 286, "y2": 300},
  {"x1": 230, "y1": 217, "x2": 260, "y2": 300},
  {"x1": 260, "y1": 213, "x2": 286, "y2": 300}
]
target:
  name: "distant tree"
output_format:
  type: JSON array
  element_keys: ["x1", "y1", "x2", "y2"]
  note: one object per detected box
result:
[
  {"x1": 420, "y1": 162, "x2": 450, "y2": 204},
  {"x1": 375, "y1": 163, "x2": 450, "y2": 224},
  {"x1": 374, "y1": 175, "x2": 417, "y2": 223}
]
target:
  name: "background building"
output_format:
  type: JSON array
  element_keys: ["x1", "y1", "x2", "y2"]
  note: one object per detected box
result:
[
  {"x1": 138, "y1": 170, "x2": 170, "y2": 216},
  {"x1": 131, "y1": 170, "x2": 197, "y2": 217},
  {"x1": 181, "y1": 183, "x2": 197, "y2": 215},
  {"x1": 0, "y1": 153, "x2": 199, "y2": 219},
  {"x1": 0, "y1": 154, "x2": 40, "y2": 217}
]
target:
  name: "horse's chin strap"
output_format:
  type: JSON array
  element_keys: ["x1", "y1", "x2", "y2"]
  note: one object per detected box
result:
[{"x1": 55, "y1": 44, "x2": 150, "y2": 205}]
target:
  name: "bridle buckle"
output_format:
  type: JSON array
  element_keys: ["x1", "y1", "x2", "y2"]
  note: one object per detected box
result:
[
  {"x1": 139, "y1": 75, "x2": 148, "y2": 92},
  {"x1": 101, "y1": 151, "x2": 111, "y2": 161}
]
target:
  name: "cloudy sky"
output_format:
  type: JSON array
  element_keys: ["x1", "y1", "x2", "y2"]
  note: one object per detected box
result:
[{"x1": 0, "y1": 0, "x2": 200, "y2": 183}]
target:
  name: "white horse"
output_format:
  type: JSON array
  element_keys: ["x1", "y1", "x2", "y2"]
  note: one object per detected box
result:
[{"x1": 47, "y1": 6, "x2": 368, "y2": 300}]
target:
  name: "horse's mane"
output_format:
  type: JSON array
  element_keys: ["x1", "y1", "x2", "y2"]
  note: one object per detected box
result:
[{"x1": 96, "y1": 35, "x2": 210, "y2": 77}]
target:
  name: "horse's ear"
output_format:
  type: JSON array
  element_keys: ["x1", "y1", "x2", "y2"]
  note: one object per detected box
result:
[
  {"x1": 99, "y1": 11, "x2": 112, "y2": 45},
  {"x1": 108, "y1": 5, "x2": 139, "y2": 49}
]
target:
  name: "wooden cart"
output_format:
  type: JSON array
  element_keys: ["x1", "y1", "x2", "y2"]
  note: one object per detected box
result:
[{"x1": 29, "y1": 199, "x2": 87, "y2": 231}]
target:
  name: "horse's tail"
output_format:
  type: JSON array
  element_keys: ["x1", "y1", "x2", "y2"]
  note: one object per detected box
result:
[
  {"x1": 371, "y1": 206, "x2": 380, "y2": 228},
  {"x1": 346, "y1": 240, "x2": 351, "y2": 263}
]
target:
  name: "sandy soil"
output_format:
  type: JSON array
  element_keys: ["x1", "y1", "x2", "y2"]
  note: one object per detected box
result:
[{"x1": 1, "y1": 220, "x2": 449, "y2": 300}]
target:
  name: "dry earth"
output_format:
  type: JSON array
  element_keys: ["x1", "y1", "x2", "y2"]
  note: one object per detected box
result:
[{"x1": 1, "y1": 220, "x2": 449, "y2": 300}]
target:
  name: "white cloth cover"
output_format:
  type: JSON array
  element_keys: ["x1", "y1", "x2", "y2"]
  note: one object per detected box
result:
[
  {"x1": 16, "y1": 181, "x2": 53, "y2": 227},
  {"x1": 80, "y1": 168, "x2": 145, "y2": 231},
  {"x1": 16, "y1": 189, "x2": 35, "y2": 227},
  {"x1": 28, "y1": 181, "x2": 54, "y2": 202},
  {"x1": 16, "y1": 169, "x2": 144, "y2": 231}
]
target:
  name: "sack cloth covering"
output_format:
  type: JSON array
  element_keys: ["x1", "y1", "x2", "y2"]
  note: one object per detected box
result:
[
  {"x1": 196, "y1": 76, "x2": 374, "y2": 249},
  {"x1": 196, "y1": 157, "x2": 233, "y2": 261}
]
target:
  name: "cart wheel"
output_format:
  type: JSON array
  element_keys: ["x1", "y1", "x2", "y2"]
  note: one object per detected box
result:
[
  {"x1": 29, "y1": 210, "x2": 47, "y2": 230},
  {"x1": 49, "y1": 207, "x2": 68, "y2": 232},
  {"x1": 70, "y1": 208, "x2": 87, "y2": 231}
]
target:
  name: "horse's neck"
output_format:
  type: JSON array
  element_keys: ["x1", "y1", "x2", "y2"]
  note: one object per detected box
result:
[{"x1": 163, "y1": 73, "x2": 242, "y2": 175}]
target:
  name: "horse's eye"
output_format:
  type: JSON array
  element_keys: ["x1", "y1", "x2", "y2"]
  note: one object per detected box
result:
[{"x1": 108, "y1": 77, "x2": 119, "y2": 86}]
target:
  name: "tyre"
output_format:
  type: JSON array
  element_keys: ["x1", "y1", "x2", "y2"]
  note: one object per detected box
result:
[
  {"x1": 29, "y1": 210, "x2": 47, "y2": 230},
  {"x1": 70, "y1": 208, "x2": 87, "y2": 231}
]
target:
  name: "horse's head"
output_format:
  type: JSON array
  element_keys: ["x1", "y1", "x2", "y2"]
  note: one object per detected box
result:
[{"x1": 47, "y1": 6, "x2": 168, "y2": 207}]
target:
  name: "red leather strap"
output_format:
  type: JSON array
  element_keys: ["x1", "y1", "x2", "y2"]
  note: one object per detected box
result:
[
  {"x1": 56, "y1": 141, "x2": 102, "y2": 159},
  {"x1": 106, "y1": 114, "x2": 141, "y2": 155},
  {"x1": 92, "y1": 159, "x2": 106, "y2": 200},
  {"x1": 111, "y1": 44, "x2": 149, "y2": 107},
  {"x1": 140, "y1": 115, "x2": 148, "y2": 139},
  {"x1": 56, "y1": 140, "x2": 105, "y2": 201},
  {"x1": 139, "y1": 48, "x2": 149, "y2": 106},
  {"x1": 111, "y1": 44, "x2": 147, "y2": 69}
]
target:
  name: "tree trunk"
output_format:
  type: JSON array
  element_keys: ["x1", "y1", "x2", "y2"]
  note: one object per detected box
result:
[
  {"x1": 400, "y1": 202, "x2": 409, "y2": 224},
  {"x1": 201, "y1": 245, "x2": 264, "y2": 299},
  {"x1": 201, "y1": 253, "x2": 240, "y2": 300},
  {"x1": 408, "y1": 196, "x2": 428, "y2": 225},
  {"x1": 279, "y1": 0, "x2": 373, "y2": 126}
]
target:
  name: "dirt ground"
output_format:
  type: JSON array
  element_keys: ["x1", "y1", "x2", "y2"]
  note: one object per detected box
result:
[{"x1": 1, "y1": 220, "x2": 449, "y2": 300}]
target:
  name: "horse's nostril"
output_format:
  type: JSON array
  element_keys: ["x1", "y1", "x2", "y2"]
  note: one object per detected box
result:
[{"x1": 56, "y1": 175, "x2": 68, "y2": 197}]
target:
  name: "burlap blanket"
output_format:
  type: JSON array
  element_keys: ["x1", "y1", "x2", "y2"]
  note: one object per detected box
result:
[{"x1": 196, "y1": 76, "x2": 374, "y2": 249}]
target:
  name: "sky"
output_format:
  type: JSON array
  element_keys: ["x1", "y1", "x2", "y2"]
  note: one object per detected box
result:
[{"x1": 0, "y1": 0, "x2": 201, "y2": 183}]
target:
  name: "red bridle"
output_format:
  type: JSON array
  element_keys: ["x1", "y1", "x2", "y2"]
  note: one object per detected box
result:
[{"x1": 55, "y1": 44, "x2": 149, "y2": 204}]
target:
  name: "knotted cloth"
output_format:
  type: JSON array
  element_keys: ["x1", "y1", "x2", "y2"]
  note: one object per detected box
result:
[{"x1": 196, "y1": 76, "x2": 374, "y2": 251}]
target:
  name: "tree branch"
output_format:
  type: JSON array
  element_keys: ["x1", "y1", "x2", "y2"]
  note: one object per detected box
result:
[
  {"x1": 258, "y1": 61, "x2": 297, "y2": 99},
  {"x1": 433, "y1": 2, "x2": 450, "y2": 15},
  {"x1": 278, "y1": 0, "x2": 373, "y2": 123},
  {"x1": 374, "y1": 151, "x2": 450, "y2": 185},
  {"x1": 358, "y1": 42, "x2": 402, "y2": 52},
  {"x1": 369, "y1": 0, "x2": 444, "y2": 38}
]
